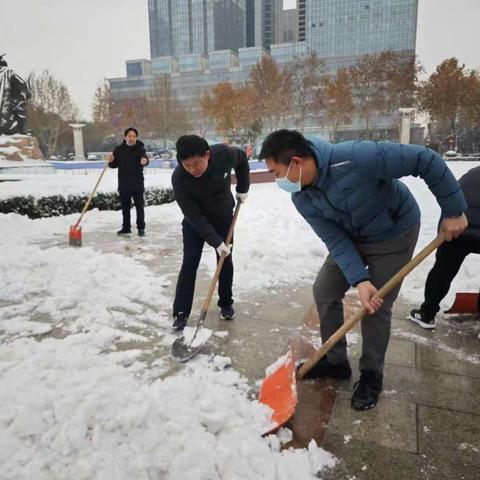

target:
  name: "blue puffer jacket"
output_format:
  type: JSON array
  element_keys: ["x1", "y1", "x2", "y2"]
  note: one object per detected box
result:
[{"x1": 292, "y1": 139, "x2": 468, "y2": 286}]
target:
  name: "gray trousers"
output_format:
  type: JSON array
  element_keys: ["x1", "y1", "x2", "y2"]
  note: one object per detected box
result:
[{"x1": 313, "y1": 224, "x2": 420, "y2": 382}]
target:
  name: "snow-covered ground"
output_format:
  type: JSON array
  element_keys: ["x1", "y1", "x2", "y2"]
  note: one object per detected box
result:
[
  {"x1": 0, "y1": 169, "x2": 173, "y2": 199},
  {"x1": 1, "y1": 161, "x2": 479, "y2": 479},
  {"x1": 0, "y1": 175, "x2": 334, "y2": 478}
]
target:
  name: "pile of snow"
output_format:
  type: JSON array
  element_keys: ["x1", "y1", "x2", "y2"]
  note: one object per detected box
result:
[
  {"x1": 0, "y1": 335, "x2": 335, "y2": 479},
  {"x1": 0, "y1": 203, "x2": 335, "y2": 479}
]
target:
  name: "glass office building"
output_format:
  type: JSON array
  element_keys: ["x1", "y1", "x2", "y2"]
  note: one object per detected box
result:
[
  {"x1": 148, "y1": 0, "x2": 246, "y2": 58},
  {"x1": 112, "y1": 0, "x2": 419, "y2": 135},
  {"x1": 271, "y1": 42, "x2": 308, "y2": 64},
  {"x1": 307, "y1": 0, "x2": 418, "y2": 58},
  {"x1": 208, "y1": 50, "x2": 240, "y2": 70}
]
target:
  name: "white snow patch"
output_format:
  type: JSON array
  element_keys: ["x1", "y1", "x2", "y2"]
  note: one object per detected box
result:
[
  {"x1": 182, "y1": 326, "x2": 213, "y2": 348},
  {"x1": 212, "y1": 355, "x2": 232, "y2": 370},
  {"x1": 265, "y1": 352, "x2": 290, "y2": 376},
  {"x1": 213, "y1": 330, "x2": 229, "y2": 338}
]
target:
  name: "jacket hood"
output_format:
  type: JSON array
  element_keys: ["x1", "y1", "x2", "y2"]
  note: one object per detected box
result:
[{"x1": 307, "y1": 138, "x2": 334, "y2": 190}]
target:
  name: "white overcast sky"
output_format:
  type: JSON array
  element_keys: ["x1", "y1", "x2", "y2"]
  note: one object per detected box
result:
[{"x1": 1, "y1": 0, "x2": 478, "y2": 120}]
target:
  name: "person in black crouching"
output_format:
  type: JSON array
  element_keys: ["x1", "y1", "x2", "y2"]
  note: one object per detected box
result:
[
  {"x1": 171, "y1": 135, "x2": 250, "y2": 331},
  {"x1": 107, "y1": 127, "x2": 149, "y2": 237}
]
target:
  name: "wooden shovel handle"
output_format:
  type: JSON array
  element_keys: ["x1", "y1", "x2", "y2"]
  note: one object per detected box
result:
[
  {"x1": 200, "y1": 202, "x2": 242, "y2": 313},
  {"x1": 73, "y1": 164, "x2": 109, "y2": 229},
  {"x1": 297, "y1": 232, "x2": 446, "y2": 379}
]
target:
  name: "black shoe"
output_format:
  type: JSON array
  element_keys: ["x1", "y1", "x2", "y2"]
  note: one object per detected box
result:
[
  {"x1": 351, "y1": 370, "x2": 382, "y2": 411},
  {"x1": 409, "y1": 309, "x2": 436, "y2": 330},
  {"x1": 172, "y1": 313, "x2": 188, "y2": 331},
  {"x1": 301, "y1": 357, "x2": 352, "y2": 380},
  {"x1": 138, "y1": 229, "x2": 145, "y2": 237},
  {"x1": 220, "y1": 306, "x2": 235, "y2": 320},
  {"x1": 117, "y1": 228, "x2": 131, "y2": 236}
]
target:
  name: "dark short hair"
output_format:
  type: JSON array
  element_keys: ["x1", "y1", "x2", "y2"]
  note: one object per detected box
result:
[
  {"x1": 176, "y1": 135, "x2": 210, "y2": 162},
  {"x1": 259, "y1": 129, "x2": 313, "y2": 165},
  {"x1": 124, "y1": 127, "x2": 139, "y2": 137}
]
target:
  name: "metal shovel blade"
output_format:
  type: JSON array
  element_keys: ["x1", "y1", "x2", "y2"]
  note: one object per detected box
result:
[
  {"x1": 171, "y1": 335, "x2": 206, "y2": 362},
  {"x1": 259, "y1": 347, "x2": 298, "y2": 436},
  {"x1": 445, "y1": 292, "x2": 480, "y2": 314}
]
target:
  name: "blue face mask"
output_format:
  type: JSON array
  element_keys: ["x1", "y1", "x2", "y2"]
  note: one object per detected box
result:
[{"x1": 276, "y1": 161, "x2": 302, "y2": 193}]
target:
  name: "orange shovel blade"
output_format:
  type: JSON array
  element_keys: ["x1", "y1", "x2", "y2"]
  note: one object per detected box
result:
[
  {"x1": 445, "y1": 293, "x2": 479, "y2": 314},
  {"x1": 69, "y1": 225, "x2": 82, "y2": 247},
  {"x1": 259, "y1": 348, "x2": 298, "y2": 436}
]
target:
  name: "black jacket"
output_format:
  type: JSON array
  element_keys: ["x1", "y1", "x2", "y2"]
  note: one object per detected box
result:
[
  {"x1": 109, "y1": 140, "x2": 149, "y2": 192},
  {"x1": 459, "y1": 166, "x2": 480, "y2": 235},
  {"x1": 172, "y1": 143, "x2": 250, "y2": 248}
]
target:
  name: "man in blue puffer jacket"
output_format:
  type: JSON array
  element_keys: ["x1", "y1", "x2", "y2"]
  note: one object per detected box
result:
[{"x1": 260, "y1": 130, "x2": 468, "y2": 411}]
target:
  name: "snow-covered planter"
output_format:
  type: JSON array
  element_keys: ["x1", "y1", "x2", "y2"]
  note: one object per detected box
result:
[{"x1": 0, "y1": 187, "x2": 174, "y2": 219}]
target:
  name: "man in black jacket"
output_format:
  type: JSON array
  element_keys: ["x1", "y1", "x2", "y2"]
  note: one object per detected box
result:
[
  {"x1": 171, "y1": 135, "x2": 250, "y2": 330},
  {"x1": 410, "y1": 165, "x2": 480, "y2": 329},
  {"x1": 107, "y1": 127, "x2": 149, "y2": 236}
]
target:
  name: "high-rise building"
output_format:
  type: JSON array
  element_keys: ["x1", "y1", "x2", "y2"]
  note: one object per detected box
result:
[
  {"x1": 148, "y1": 0, "x2": 246, "y2": 58},
  {"x1": 112, "y1": 0, "x2": 420, "y2": 137},
  {"x1": 306, "y1": 0, "x2": 418, "y2": 59}
]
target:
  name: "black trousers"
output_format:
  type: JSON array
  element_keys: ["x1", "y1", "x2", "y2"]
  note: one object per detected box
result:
[
  {"x1": 119, "y1": 191, "x2": 145, "y2": 230},
  {"x1": 173, "y1": 218, "x2": 233, "y2": 318},
  {"x1": 421, "y1": 232, "x2": 480, "y2": 316}
]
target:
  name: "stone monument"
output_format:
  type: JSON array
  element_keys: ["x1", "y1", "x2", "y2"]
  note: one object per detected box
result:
[
  {"x1": 399, "y1": 108, "x2": 415, "y2": 145},
  {"x1": 69, "y1": 123, "x2": 86, "y2": 161},
  {"x1": 0, "y1": 53, "x2": 31, "y2": 135}
]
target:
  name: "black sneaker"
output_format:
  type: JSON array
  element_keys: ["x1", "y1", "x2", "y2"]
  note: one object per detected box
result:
[
  {"x1": 138, "y1": 229, "x2": 145, "y2": 237},
  {"x1": 220, "y1": 306, "x2": 235, "y2": 320},
  {"x1": 351, "y1": 370, "x2": 382, "y2": 411},
  {"x1": 117, "y1": 228, "x2": 132, "y2": 236},
  {"x1": 408, "y1": 309, "x2": 436, "y2": 330},
  {"x1": 172, "y1": 313, "x2": 188, "y2": 331},
  {"x1": 300, "y1": 357, "x2": 352, "y2": 380}
]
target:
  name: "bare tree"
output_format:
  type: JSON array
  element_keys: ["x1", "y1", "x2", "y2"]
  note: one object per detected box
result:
[
  {"x1": 27, "y1": 70, "x2": 79, "y2": 156},
  {"x1": 146, "y1": 74, "x2": 189, "y2": 142},
  {"x1": 199, "y1": 82, "x2": 256, "y2": 141},
  {"x1": 285, "y1": 52, "x2": 324, "y2": 132},
  {"x1": 249, "y1": 57, "x2": 292, "y2": 131},
  {"x1": 318, "y1": 69, "x2": 355, "y2": 142},
  {"x1": 418, "y1": 58, "x2": 471, "y2": 137},
  {"x1": 350, "y1": 51, "x2": 421, "y2": 138},
  {"x1": 92, "y1": 79, "x2": 112, "y2": 125}
]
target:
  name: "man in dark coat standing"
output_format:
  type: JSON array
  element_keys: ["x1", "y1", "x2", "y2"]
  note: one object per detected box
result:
[
  {"x1": 107, "y1": 127, "x2": 149, "y2": 236},
  {"x1": 171, "y1": 135, "x2": 250, "y2": 331},
  {"x1": 410, "y1": 165, "x2": 480, "y2": 329}
]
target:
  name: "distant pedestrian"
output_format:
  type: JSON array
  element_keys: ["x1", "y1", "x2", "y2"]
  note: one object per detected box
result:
[{"x1": 107, "y1": 127, "x2": 149, "y2": 237}]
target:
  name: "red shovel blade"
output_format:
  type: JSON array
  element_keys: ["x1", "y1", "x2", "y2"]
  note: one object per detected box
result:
[
  {"x1": 445, "y1": 293, "x2": 479, "y2": 314},
  {"x1": 69, "y1": 225, "x2": 82, "y2": 247},
  {"x1": 259, "y1": 347, "x2": 298, "y2": 436}
]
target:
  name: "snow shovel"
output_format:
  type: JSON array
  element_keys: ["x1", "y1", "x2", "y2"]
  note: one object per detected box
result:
[
  {"x1": 171, "y1": 202, "x2": 242, "y2": 362},
  {"x1": 259, "y1": 233, "x2": 446, "y2": 435},
  {"x1": 69, "y1": 164, "x2": 108, "y2": 247},
  {"x1": 445, "y1": 291, "x2": 480, "y2": 314}
]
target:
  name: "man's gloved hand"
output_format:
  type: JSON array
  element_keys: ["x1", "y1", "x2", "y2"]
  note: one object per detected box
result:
[
  {"x1": 216, "y1": 242, "x2": 232, "y2": 257},
  {"x1": 236, "y1": 192, "x2": 248, "y2": 204}
]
